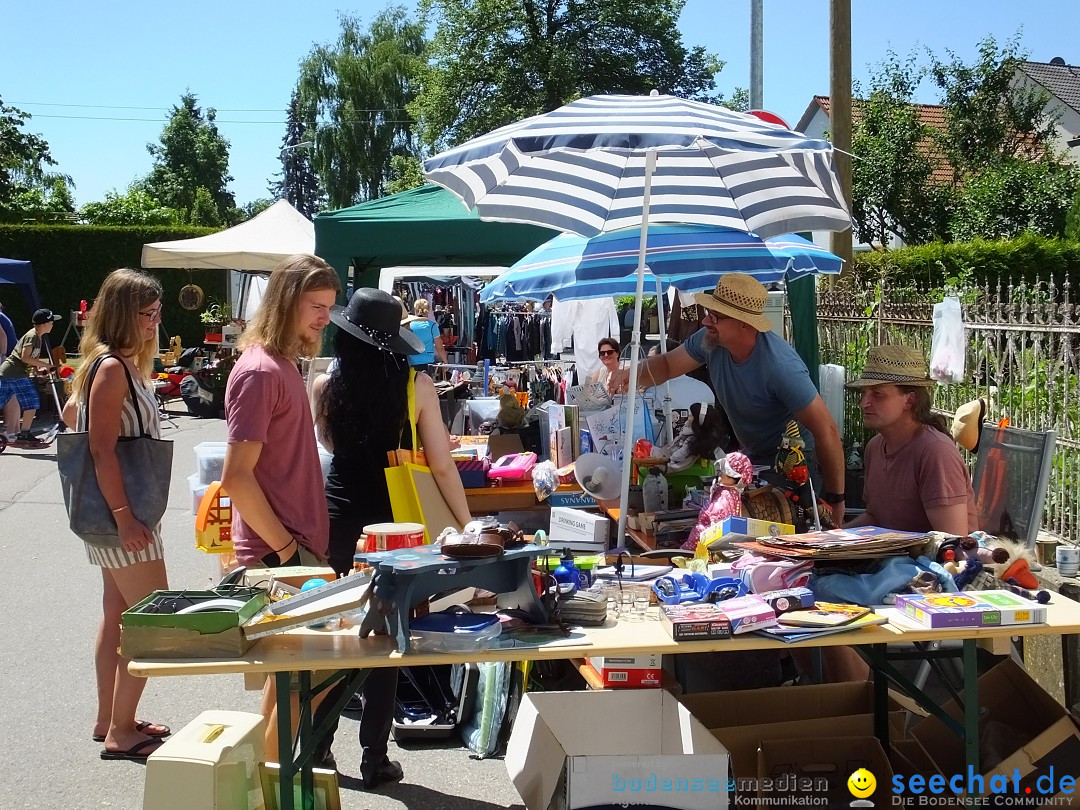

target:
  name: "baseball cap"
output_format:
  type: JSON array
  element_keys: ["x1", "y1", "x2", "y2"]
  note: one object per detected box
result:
[{"x1": 32, "y1": 308, "x2": 63, "y2": 325}]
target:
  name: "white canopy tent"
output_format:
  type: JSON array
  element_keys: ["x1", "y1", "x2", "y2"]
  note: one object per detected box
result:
[{"x1": 141, "y1": 199, "x2": 315, "y2": 318}]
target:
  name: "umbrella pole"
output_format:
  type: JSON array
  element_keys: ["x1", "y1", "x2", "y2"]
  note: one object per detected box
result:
[
  {"x1": 616, "y1": 149, "x2": 657, "y2": 548},
  {"x1": 654, "y1": 276, "x2": 674, "y2": 446}
]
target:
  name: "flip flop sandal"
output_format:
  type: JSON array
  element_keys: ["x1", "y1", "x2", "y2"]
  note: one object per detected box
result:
[
  {"x1": 100, "y1": 737, "x2": 165, "y2": 762},
  {"x1": 92, "y1": 721, "x2": 171, "y2": 743}
]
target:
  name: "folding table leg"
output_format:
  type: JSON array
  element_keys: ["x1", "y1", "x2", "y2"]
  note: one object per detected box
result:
[{"x1": 963, "y1": 639, "x2": 980, "y2": 778}]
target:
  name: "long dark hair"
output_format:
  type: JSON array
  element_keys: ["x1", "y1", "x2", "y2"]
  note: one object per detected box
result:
[
  {"x1": 687, "y1": 402, "x2": 737, "y2": 458},
  {"x1": 899, "y1": 386, "x2": 950, "y2": 434},
  {"x1": 319, "y1": 328, "x2": 412, "y2": 453}
]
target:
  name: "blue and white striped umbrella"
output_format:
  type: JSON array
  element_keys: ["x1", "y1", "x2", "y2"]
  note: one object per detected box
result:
[
  {"x1": 424, "y1": 93, "x2": 850, "y2": 239},
  {"x1": 480, "y1": 224, "x2": 842, "y2": 302}
]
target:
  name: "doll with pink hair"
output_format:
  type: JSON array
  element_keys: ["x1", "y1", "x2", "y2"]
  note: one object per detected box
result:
[{"x1": 682, "y1": 451, "x2": 754, "y2": 550}]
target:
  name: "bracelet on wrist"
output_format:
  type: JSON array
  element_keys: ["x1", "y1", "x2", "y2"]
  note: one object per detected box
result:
[
  {"x1": 823, "y1": 492, "x2": 846, "y2": 505},
  {"x1": 110, "y1": 504, "x2": 130, "y2": 514}
]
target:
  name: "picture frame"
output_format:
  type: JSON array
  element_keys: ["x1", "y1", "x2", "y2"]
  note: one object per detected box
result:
[{"x1": 259, "y1": 762, "x2": 341, "y2": 810}]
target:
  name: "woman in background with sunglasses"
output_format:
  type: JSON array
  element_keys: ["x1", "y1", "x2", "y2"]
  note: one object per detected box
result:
[{"x1": 589, "y1": 337, "x2": 627, "y2": 392}]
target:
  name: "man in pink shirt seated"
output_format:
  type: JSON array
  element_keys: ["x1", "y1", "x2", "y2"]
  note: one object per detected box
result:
[{"x1": 845, "y1": 344, "x2": 976, "y2": 537}]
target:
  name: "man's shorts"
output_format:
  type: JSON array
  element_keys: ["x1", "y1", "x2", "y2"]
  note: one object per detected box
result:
[{"x1": 0, "y1": 376, "x2": 40, "y2": 411}]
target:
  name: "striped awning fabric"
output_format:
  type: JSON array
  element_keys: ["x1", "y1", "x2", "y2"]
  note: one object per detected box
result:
[{"x1": 424, "y1": 93, "x2": 851, "y2": 239}]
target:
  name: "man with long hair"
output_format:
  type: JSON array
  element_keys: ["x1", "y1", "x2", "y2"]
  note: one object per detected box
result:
[
  {"x1": 221, "y1": 254, "x2": 341, "y2": 760},
  {"x1": 846, "y1": 344, "x2": 976, "y2": 535}
]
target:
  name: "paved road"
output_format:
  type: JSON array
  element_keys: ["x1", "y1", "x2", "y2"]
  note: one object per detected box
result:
[{"x1": 0, "y1": 411, "x2": 525, "y2": 810}]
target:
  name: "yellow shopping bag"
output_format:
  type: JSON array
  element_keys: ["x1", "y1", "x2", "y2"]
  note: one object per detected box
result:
[{"x1": 384, "y1": 370, "x2": 462, "y2": 543}]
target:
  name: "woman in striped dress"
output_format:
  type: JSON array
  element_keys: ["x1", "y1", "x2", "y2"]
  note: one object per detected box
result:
[{"x1": 63, "y1": 269, "x2": 171, "y2": 762}]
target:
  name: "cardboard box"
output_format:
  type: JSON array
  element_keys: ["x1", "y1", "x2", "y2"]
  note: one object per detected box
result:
[
  {"x1": 549, "y1": 507, "x2": 609, "y2": 548},
  {"x1": 715, "y1": 595, "x2": 777, "y2": 634},
  {"x1": 507, "y1": 690, "x2": 730, "y2": 810},
  {"x1": 121, "y1": 588, "x2": 269, "y2": 659},
  {"x1": 679, "y1": 682, "x2": 910, "y2": 781},
  {"x1": 911, "y1": 659, "x2": 1080, "y2": 798},
  {"x1": 719, "y1": 514, "x2": 795, "y2": 538},
  {"x1": 587, "y1": 654, "x2": 663, "y2": 688},
  {"x1": 757, "y1": 735, "x2": 893, "y2": 810},
  {"x1": 661, "y1": 603, "x2": 733, "y2": 641},
  {"x1": 240, "y1": 565, "x2": 337, "y2": 591}
]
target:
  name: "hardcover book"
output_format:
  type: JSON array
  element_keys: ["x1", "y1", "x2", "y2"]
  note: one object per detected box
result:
[{"x1": 778, "y1": 602, "x2": 871, "y2": 627}]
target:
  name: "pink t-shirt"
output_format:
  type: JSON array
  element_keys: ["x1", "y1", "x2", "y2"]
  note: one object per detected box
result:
[
  {"x1": 225, "y1": 345, "x2": 328, "y2": 562},
  {"x1": 862, "y1": 425, "x2": 978, "y2": 534}
]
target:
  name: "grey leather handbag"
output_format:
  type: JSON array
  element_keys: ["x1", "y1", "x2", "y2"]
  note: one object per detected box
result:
[{"x1": 57, "y1": 356, "x2": 173, "y2": 548}]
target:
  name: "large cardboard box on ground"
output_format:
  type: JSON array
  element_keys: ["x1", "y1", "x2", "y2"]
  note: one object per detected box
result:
[
  {"x1": 757, "y1": 735, "x2": 893, "y2": 810},
  {"x1": 911, "y1": 659, "x2": 1080, "y2": 798},
  {"x1": 679, "y1": 682, "x2": 911, "y2": 781},
  {"x1": 507, "y1": 690, "x2": 730, "y2": 810}
]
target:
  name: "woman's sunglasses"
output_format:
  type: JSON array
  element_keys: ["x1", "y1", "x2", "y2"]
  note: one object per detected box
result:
[{"x1": 598, "y1": 349, "x2": 616, "y2": 357}]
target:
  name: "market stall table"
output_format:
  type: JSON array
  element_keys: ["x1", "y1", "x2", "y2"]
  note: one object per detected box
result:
[
  {"x1": 130, "y1": 594, "x2": 1080, "y2": 810},
  {"x1": 464, "y1": 482, "x2": 590, "y2": 515}
]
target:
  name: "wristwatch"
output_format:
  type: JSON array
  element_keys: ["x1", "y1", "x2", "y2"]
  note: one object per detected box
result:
[{"x1": 823, "y1": 491, "x2": 846, "y2": 504}]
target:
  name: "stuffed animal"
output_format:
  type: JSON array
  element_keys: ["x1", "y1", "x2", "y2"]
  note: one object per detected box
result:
[
  {"x1": 497, "y1": 392, "x2": 526, "y2": 430},
  {"x1": 682, "y1": 452, "x2": 753, "y2": 550}
]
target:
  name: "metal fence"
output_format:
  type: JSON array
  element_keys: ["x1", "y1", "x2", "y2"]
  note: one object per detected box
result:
[{"x1": 817, "y1": 276, "x2": 1080, "y2": 542}]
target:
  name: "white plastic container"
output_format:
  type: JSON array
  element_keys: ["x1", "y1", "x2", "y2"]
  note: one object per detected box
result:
[
  {"x1": 188, "y1": 472, "x2": 211, "y2": 515},
  {"x1": 194, "y1": 442, "x2": 228, "y2": 486}
]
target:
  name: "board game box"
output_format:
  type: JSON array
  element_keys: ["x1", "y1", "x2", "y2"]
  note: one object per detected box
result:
[
  {"x1": 892, "y1": 590, "x2": 1047, "y2": 629},
  {"x1": 660, "y1": 603, "x2": 732, "y2": 641}
]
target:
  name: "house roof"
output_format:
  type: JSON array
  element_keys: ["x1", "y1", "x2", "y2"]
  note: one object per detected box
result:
[
  {"x1": 798, "y1": 96, "x2": 953, "y2": 183},
  {"x1": 1018, "y1": 60, "x2": 1080, "y2": 117}
]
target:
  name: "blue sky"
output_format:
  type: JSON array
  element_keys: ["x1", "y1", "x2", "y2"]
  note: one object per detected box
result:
[{"x1": 5, "y1": 0, "x2": 1079, "y2": 208}]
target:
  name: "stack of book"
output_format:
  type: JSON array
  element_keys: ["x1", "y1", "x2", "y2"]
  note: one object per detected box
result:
[
  {"x1": 754, "y1": 602, "x2": 888, "y2": 643},
  {"x1": 734, "y1": 525, "x2": 928, "y2": 560}
]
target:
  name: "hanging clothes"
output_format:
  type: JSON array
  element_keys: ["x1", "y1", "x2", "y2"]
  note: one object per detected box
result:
[{"x1": 551, "y1": 297, "x2": 619, "y2": 381}]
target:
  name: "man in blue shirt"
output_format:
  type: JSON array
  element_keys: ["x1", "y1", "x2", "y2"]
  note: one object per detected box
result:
[
  {"x1": 0, "y1": 301, "x2": 17, "y2": 359},
  {"x1": 608, "y1": 274, "x2": 846, "y2": 523}
]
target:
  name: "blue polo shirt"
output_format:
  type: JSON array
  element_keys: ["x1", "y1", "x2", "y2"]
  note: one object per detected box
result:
[
  {"x1": 0, "y1": 312, "x2": 16, "y2": 357},
  {"x1": 683, "y1": 327, "x2": 819, "y2": 467}
]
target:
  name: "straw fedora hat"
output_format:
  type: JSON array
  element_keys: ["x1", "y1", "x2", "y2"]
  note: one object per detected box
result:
[
  {"x1": 951, "y1": 398, "x2": 986, "y2": 452},
  {"x1": 692, "y1": 274, "x2": 773, "y2": 332},
  {"x1": 845, "y1": 345, "x2": 936, "y2": 388}
]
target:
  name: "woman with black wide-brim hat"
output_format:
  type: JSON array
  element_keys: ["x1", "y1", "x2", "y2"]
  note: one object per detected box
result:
[{"x1": 308, "y1": 287, "x2": 472, "y2": 787}]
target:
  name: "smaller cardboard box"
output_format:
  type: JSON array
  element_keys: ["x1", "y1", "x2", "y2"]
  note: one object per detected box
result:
[
  {"x1": 240, "y1": 565, "x2": 337, "y2": 590},
  {"x1": 121, "y1": 588, "x2": 269, "y2": 659},
  {"x1": 507, "y1": 690, "x2": 730, "y2": 810},
  {"x1": 911, "y1": 658, "x2": 1080, "y2": 798},
  {"x1": 549, "y1": 507, "x2": 609, "y2": 547},
  {"x1": 660, "y1": 603, "x2": 732, "y2": 641},
  {"x1": 587, "y1": 654, "x2": 663, "y2": 688},
  {"x1": 719, "y1": 514, "x2": 794, "y2": 538},
  {"x1": 715, "y1": 595, "x2": 778, "y2": 634},
  {"x1": 757, "y1": 736, "x2": 893, "y2": 810}
]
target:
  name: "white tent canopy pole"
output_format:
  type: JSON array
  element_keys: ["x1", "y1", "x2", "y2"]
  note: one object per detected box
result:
[{"x1": 616, "y1": 149, "x2": 657, "y2": 549}]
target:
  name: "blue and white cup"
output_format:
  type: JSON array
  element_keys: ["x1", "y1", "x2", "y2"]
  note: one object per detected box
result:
[{"x1": 1056, "y1": 545, "x2": 1080, "y2": 578}]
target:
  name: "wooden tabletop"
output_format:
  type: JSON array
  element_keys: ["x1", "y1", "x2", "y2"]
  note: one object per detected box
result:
[
  {"x1": 464, "y1": 482, "x2": 581, "y2": 513},
  {"x1": 129, "y1": 592, "x2": 1080, "y2": 679}
]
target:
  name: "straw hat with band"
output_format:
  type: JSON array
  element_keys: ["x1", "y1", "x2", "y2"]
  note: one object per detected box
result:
[
  {"x1": 845, "y1": 345, "x2": 936, "y2": 389},
  {"x1": 951, "y1": 398, "x2": 986, "y2": 453},
  {"x1": 329, "y1": 288, "x2": 424, "y2": 355},
  {"x1": 692, "y1": 274, "x2": 774, "y2": 333}
]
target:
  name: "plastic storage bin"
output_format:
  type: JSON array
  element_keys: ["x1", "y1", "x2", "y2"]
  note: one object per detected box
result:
[
  {"x1": 188, "y1": 472, "x2": 211, "y2": 515},
  {"x1": 194, "y1": 442, "x2": 228, "y2": 486},
  {"x1": 409, "y1": 610, "x2": 502, "y2": 652}
]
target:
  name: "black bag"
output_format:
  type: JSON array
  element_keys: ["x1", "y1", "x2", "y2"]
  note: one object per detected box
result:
[
  {"x1": 56, "y1": 356, "x2": 173, "y2": 548},
  {"x1": 392, "y1": 665, "x2": 476, "y2": 742}
]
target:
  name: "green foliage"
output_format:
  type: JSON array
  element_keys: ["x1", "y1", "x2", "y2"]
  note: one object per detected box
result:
[
  {"x1": 414, "y1": 0, "x2": 738, "y2": 150},
  {"x1": 846, "y1": 233, "x2": 1080, "y2": 289},
  {"x1": 0, "y1": 96, "x2": 75, "y2": 223},
  {"x1": 268, "y1": 91, "x2": 324, "y2": 218},
  {"x1": 0, "y1": 224, "x2": 226, "y2": 349},
  {"x1": 81, "y1": 188, "x2": 181, "y2": 226},
  {"x1": 189, "y1": 187, "x2": 222, "y2": 226},
  {"x1": 385, "y1": 155, "x2": 425, "y2": 195},
  {"x1": 851, "y1": 36, "x2": 1080, "y2": 246},
  {"x1": 296, "y1": 8, "x2": 426, "y2": 207},
  {"x1": 199, "y1": 299, "x2": 232, "y2": 325},
  {"x1": 1063, "y1": 185, "x2": 1080, "y2": 242},
  {"x1": 144, "y1": 93, "x2": 235, "y2": 223}
]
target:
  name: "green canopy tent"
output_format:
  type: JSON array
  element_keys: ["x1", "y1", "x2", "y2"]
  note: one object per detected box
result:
[{"x1": 313, "y1": 184, "x2": 820, "y2": 378}]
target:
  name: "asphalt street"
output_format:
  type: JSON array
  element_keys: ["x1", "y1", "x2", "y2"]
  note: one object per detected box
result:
[{"x1": 0, "y1": 410, "x2": 525, "y2": 810}]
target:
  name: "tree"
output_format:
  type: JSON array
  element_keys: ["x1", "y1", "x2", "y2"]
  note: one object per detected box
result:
[
  {"x1": 850, "y1": 36, "x2": 1080, "y2": 246},
  {"x1": 385, "y1": 155, "x2": 425, "y2": 195},
  {"x1": 850, "y1": 53, "x2": 947, "y2": 247},
  {"x1": 269, "y1": 91, "x2": 324, "y2": 218},
  {"x1": 0, "y1": 96, "x2": 74, "y2": 223},
  {"x1": 82, "y1": 187, "x2": 181, "y2": 225},
  {"x1": 296, "y1": 8, "x2": 426, "y2": 208},
  {"x1": 144, "y1": 92, "x2": 235, "y2": 223},
  {"x1": 414, "y1": 0, "x2": 739, "y2": 150},
  {"x1": 189, "y1": 186, "x2": 222, "y2": 226}
]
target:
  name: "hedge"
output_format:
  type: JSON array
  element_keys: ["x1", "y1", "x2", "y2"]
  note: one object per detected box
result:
[
  {"x1": 0, "y1": 225, "x2": 225, "y2": 351},
  {"x1": 847, "y1": 233, "x2": 1080, "y2": 290}
]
